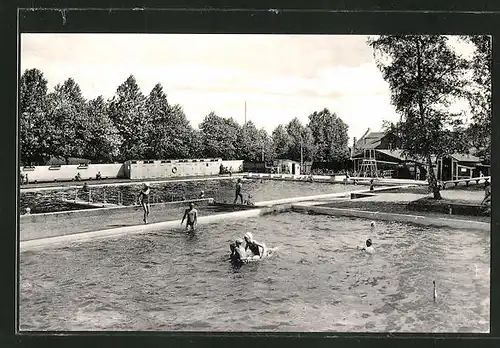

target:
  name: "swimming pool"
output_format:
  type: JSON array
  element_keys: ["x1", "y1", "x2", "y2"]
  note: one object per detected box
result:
[
  {"x1": 20, "y1": 179, "x2": 355, "y2": 214},
  {"x1": 19, "y1": 212, "x2": 489, "y2": 332}
]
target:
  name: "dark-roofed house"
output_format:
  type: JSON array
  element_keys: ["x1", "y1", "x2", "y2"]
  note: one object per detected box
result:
[
  {"x1": 351, "y1": 130, "x2": 419, "y2": 179},
  {"x1": 353, "y1": 131, "x2": 401, "y2": 154},
  {"x1": 351, "y1": 148, "x2": 429, "y2": 180},
  {"x1": 437, "y1": 153, "x2": 484, "y2": 181},
  {"x1": 351, "y1": 129, "x2": 487, "y2": 181}
]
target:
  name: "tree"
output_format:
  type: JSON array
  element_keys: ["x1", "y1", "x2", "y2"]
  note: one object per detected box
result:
[
  {"x1": 45, "y1": 78, "x2": 87, "y2": 164},
  {"x1": 167, "y1": 104, "x2": 195, "y2": 158},
  {"x1": 144, "y1": 83, "x2": 169, "y2": 159},
  {"x1": 369, "y1": 35, "x2": 469, "y2": 199},
  {"x1": 308, "y1": 108, "x2": 350, "y2": 162},
  {"x1": 199, "y1": 112, "x2": 241, "y2": 159},
  {"x1": 258, "y1": 128, "x2": 275, "y2": 162},
  {"x1": 237, "y1": 121, "x2": 262, "y2": 161},
  {"x1": 144, "y1": 84, "x2": 193, "y2": 159},
  {"x1": 462, "y1": 35, "x2": 491, "y2": 161},
  {"x1": 19, "y1": 68, "x2": 51, "y2": 165},
  {"x1": 285, "y1": 118, "x2": 315, "y2": 162},
  {"x1": 108, "y1": 75, "x2": 149, "y2": 161},
  {"x1": 188, "y1": 129, "x2": 204, "y2": 158},
  {"x1": 271, "y1": 124, "x2": 291, "y2": 159},
  {"x1": 84, "y1": 96, "x2": 122, "y2": 162}
]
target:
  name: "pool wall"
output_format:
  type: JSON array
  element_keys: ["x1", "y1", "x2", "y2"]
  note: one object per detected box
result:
[
  {"x1": 245, "y1": 173, "x2": 427, "y2": 186},
  {"x1": 292, "y1": 204, "x2": 490, "y2": 232},
  {"x1": 20, "y1": 159, "x2": 244, "y2": 183},
  {"x1": 20, "y1": 204, "x2": 291, "y2": 251}
]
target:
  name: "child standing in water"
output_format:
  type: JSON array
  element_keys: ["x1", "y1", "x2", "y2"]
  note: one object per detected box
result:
[
  {"x1": 234, "y1": 178, "x2": 243, "y2": 204},
  {"x1": 138, "y1": 183, "x2": 150, "y2": 224},
  {"x1": 181, "y1": 202, "x2": 198, "y2": 231},
  {"x1": 358, "y1": 238, "x2": 375, "y2": 254}
]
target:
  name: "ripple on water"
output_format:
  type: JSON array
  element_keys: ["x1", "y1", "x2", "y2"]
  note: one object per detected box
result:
[{"x1": 19, "y1": 212, "x2": 490, "y2": 332}]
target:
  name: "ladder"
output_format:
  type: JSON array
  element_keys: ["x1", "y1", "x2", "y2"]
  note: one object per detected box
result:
[{"x1": 358, "y1": 149, "x2": 379, "y2": 178}]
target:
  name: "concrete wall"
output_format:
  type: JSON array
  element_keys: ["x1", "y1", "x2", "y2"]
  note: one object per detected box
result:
[
  {"x1": 21, "y1": 159, "x2": 245, "y2": 183},
  {"x1": 20, "y1": 163, "x2": 125, "y2": 183},
  {"x1": 221, "y1": 160, "x2": 244, "y2": 172},
  {"x1": 126, "y1": 159, "x2": 222, "y2": 180},
  {"x1": 20, "y1": 198, "x2": 214, "y2": 241},
  {"x1": 292, "y1": 205, "x2": 490, "y2": 232},
  {"x1": 20, "y1": 204, "x2": 291, "y2": 251}
]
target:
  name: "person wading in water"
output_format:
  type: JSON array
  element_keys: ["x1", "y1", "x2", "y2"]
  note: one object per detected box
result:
[
  {"x1": 234, "y1": 178, "x2": 244, "y2": 204},
  {"x1": 181, "y1": 202, "x2": 198, "y2": 231},
  {"x1": 138, "y1": 183, "x2": 150, "y2": 224}
]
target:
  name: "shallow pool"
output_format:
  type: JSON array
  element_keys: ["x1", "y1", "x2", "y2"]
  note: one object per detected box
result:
[
  {"x1": 20, "y1": 179, "x2": 354, "y2": 213},
  {"x1": 19, "y1": 212, "x2": 490, "y2": 332}
]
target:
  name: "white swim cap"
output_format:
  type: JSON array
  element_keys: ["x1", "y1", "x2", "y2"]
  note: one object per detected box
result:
[
  {"x1": 25, "y1": 207, "x2": 31, "y2": 213},
  {"x1": 244, "y1": 232, "x2": 253, "y2": 241}
]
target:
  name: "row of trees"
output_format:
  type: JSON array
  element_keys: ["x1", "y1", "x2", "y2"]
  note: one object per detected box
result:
[
  {"x1": 20, "y1": 70, "x2": 351, "y2": 165},
  {"x1": 370, "y1": 35, "x2": 491, "y2": 198}
]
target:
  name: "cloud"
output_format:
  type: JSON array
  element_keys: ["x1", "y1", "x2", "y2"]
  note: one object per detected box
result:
[{"x1": 21, "y1": 33, "x2": 401, "y2": 142}]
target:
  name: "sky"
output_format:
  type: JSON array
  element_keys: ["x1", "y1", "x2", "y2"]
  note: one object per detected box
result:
[{"x1": 20, "y1": 34, "x2": 474, "y2": 145}]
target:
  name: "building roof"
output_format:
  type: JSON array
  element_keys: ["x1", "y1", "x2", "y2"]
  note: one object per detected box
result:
[
  {"x1": 355, "y1": 131, "x2": 397, "y2": 151},
  {"x1": 275, "y1": 159, "x2": 300, "y2": 164},
  {"x1": 352, "y1": 149, "x2": 430, "y2": 164},
  {"x1": 450, "y1": 153, "x2": 481, "y2": 163}
]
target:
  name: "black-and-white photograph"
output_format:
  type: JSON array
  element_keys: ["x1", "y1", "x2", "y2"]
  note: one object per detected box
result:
[{"x1": 19, "y1": 32, "x2": 490, "y2": 332}]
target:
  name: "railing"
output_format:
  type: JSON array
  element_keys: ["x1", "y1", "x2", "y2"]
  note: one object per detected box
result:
[{"x1": 442, "y1": 176, "x2": 490, "y2": 189}]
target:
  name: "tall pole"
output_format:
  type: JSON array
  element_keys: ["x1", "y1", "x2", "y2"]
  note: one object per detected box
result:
[
  {"x1": 262, "y1": 147, "x2": 264, "y2": 162},
  {"x1": 244, "y1": 100, "x2": 247, "y2": 125}
]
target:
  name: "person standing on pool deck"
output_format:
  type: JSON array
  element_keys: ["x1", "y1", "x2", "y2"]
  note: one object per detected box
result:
[
  {"x1": 181, "y1": 202, "x2": 198, "y2": 231},
  {"x1": 234, "y1": 178, "x2": 244, "y2": 204},
  {"x1": 138, "y1": 183, "x2": 150, "y2": 224}
]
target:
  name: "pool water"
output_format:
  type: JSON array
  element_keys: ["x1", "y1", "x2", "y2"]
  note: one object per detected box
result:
[
  {"x1": 20, "y1": 179, "x2": 354, "y2": 214},
  {"x1": 19, "y1": 212, "x2": 490, "y2": 332}
]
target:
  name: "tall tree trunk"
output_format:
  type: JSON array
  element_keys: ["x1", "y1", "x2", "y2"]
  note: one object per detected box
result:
[
  {"x1": 65, "y1": 157, "x2": 69, "y2": 165},
  {"x1": 426, "y1": 155, "x2": 442, "y2": 199},
  {"x1": 416, "y1": 38, "x2": 442, "y2": 200}
]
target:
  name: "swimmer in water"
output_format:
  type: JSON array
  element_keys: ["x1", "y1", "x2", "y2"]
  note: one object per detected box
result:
[
  {"x1": 359, "y1": 238, "x2": 375, "y2": 254},
  {"x1": 370, "y1": 221, "x2": 376, "y2": 232},
  {"x1": 234, "y1": 178, "x2": 244, "y2": 204},
  {"x1": 181, "y1": 202, "x2": 198, "y2": 231},
  {"x1": 138, "y1": 183, "x2": 150, "y2": 224},
  {"x1": 230, "y1": 239, "x2": 247, "y2": 263},
  {"x1": 244, "y1": 232, "x2": 265, "y2": 257}
]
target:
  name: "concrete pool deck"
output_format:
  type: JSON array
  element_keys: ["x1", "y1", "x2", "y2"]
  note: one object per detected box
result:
[
  {"x1": 292, "y1": 189, "x2": 490, "y2": 231},
  {"x1": 19, "y1": 186, "x2": 409, "y2": 244},
  {"x1": 20, "y1": 204, "x2": 291, "y2": 252},
  {"x1": 292, "y1": 204, "x2": 490, "y2": 232},
  {"x1": 20, "y1": 184, "x2": 489, "y2": 250}
]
